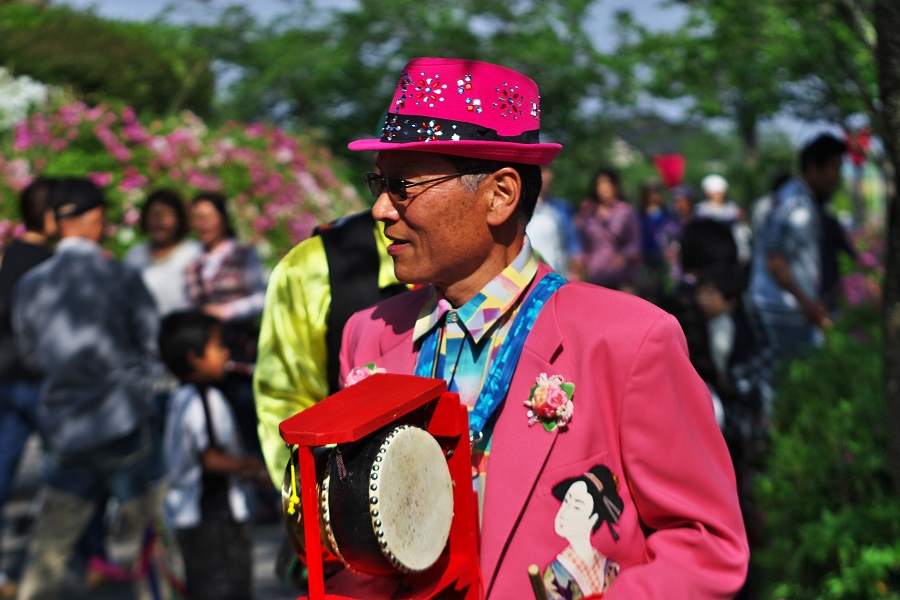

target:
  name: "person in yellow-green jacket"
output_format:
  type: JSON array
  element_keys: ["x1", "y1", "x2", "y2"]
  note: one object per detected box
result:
[{"x1": 253, "y1": 210, "x2": 407, "y2": 487}]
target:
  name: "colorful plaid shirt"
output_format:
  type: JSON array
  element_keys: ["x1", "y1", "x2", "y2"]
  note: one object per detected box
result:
[{"x1": 413, "y1": 239, "x2": 539, "y2": 520}]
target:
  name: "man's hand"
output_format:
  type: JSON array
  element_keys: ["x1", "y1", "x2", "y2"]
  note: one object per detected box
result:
[
  {"x1": 799, "y1": 297, "x2": 830, "y2": 327},
  {"x1": 239, "y1": 456, "x2": 271, "y2": 483},
  {"x1": 765, "y1": 253, "x2": 829, "y2": 326}
]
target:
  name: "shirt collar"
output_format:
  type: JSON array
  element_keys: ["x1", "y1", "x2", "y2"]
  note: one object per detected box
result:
[
  {"x1": 56, "y1": 236, "x2": 103, "y2": 254},
  {"x1": 413, "y1": 237, "x2": 539, "y2": 344}
]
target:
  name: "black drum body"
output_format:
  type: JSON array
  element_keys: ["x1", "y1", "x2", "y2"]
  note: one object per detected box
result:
[
  {"x1": 284, "y1": 424, "x2": 454, "y2": 577},
  {"x1": 282, "y1": 448, "x2": 344, "y2": 573}
]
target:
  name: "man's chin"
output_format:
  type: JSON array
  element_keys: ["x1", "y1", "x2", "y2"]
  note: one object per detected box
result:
[{"x1": 393, "y1": 262, "x2": 432, "y2": 287}]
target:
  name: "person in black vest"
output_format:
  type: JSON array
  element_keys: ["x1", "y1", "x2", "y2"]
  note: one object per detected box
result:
[
  {"x1": 253, "y1": 210, "x2": 407, "y2": 585},
  {"x1": 254, "y1": 210, "x2": 407, "y2": 487}
]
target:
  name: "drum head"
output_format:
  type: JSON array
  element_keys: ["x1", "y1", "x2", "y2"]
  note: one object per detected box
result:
[{"x1": 372, "y1": 425, "x2": 453, "y2": 572}]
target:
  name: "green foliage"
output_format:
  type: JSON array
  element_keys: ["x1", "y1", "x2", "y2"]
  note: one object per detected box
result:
[
  {"x1": 0, "y1": 3, "x2": 214, "y2": 117},
  {"x1": 755, "y1": 306, "x2": 900, "y2": 598},
  {"x1": 611, "y1": 0, "x2": 877, "y2": 158},
  {"x1": 188, "y1": 0, "x2": 614, "y2": 202},
  {"x1": 612, "y1": 118, "x2": 796, "y2": 204},
  {"x1": 612, "y1": 0, "x2": 794, "y2": 152}
]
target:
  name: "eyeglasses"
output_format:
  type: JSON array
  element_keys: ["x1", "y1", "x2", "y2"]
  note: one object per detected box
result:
[{"x1": 364, "y1": 167, "x2": 489, "y2": 200}]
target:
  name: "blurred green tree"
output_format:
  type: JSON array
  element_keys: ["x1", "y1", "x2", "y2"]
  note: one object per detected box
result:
[
  {"x1": 189, "y1": 0, "x2": 615, "y2": 202},
  {"x1": 610, "y1": 0, "x2": 877, "y2": 200},
  {"x1": 0, "y1": 2, "x2": 214, "y2": 117},
  {"x1": 614, "y1": 0, "x2": 900, "y2": 506},
  {"x1": 610, "y1": 0, "x2": 796, "y2": 166},
  {"x1": 875, "y1": 0, "x2": 900, "y2": 504}
]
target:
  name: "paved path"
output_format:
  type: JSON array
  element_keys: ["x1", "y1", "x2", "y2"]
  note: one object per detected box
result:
[{"x1": 1, "y1": 436, "x2": 300, "y2": 600}]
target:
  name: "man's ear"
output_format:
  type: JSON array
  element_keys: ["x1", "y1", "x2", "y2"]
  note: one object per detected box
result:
[
  {"x1": 485, "y1": 167, "x2": 522, "y2": 227},
  {"x1": 186, "y1": 348, "x2": 200, "y2": 370}
]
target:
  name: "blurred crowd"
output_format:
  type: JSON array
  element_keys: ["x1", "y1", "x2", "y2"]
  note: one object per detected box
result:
[
  {"x1": 0, "y1": 131, "x2": 858, "y2": 599},
  {"x1": 0, "y1": 180, "x2": 270, "y2": 599}
]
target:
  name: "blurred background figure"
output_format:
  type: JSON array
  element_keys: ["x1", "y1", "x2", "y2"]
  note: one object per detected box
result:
[
  {"x1": 526, "y1": 167, "x2": 583, "y2": 279},
  {"x1": 186, "y1": 192, "x2": 267, "y2": 462},
  {"x1": 659, "y1": 219, "x2": 740, "y2": 397},
  {"x1": 124, "y1": 189, "x2": 202, "y2": 317},
  {"x1": 696, "y1": 174, "x2": 752, "y2": 264},
  {"x1": 159, "y1": 311, "x2": 267, "y2": 600},
  {"x1": 817, "y1": 189, "x2": 858, "y2": 313},
  {"x1": 751, "y1": 173, "x2": 793, "y2": 236},
  {"x1": 671, "y1": 184, "x2": 699, "y2": 231},
  {"x1": 748, "y1": 134, "x2": 847, "y2": 362},
  {"x1": 695, "y1": 174, "x2": 743, "y2": 224},
  {"x1": 527, "y1": 169, "x2": 569, "y2": 278},
  {"x1": 12, "y1": 178, "x2": 165, "y2": 600},
  {"x1": 636, "y1": 179, "x2": 676, "y2": 301},
  {"x1": 0, "y1": 179, "x2": 57, "y2": 595},
  {"x1": 577, "y1": 168, "x2": 641, "y2": 291}
]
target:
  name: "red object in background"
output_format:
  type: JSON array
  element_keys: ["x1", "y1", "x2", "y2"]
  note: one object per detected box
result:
[
  {"x1": 653, "y1": 154, "x2": 686, "y2": 188},
  {"x1": 845, "y1": 128, "x2": 872, "y2": 167},
  {"x1": 279, "y1": 374, "x2": 482, "y2": 600}
]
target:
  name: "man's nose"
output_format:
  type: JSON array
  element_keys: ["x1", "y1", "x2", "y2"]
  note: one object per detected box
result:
[{"x1": 372, "y1": 191, "x2": 399, "y2": 222}]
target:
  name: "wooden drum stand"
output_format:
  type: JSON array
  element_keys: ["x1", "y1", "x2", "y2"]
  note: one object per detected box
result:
[{"x1": 279, "y1": 374, "x2": 482, "y2": 600}]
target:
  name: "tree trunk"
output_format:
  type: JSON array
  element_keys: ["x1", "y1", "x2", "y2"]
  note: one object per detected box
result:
[
  {"x1": 738, "y1": 115, "x2": 759, "y2": 168},
  {"x1": 874, "y1": 0, "x2": 900, "y2": 495}
]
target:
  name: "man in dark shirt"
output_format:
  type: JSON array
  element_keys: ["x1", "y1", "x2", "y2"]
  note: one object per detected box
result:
[{"x1": 0, "y1": 178, "x2": 57, "y2": 511}]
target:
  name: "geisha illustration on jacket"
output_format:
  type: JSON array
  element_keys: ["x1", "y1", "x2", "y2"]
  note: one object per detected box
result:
[{"x1": 543, "y1": 465, "x2": 624, "y2": 599}]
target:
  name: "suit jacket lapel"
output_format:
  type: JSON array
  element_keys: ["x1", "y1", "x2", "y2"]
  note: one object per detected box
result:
[
  {"x1": 374, "y1": 288, "x2": 426, "y2": 374},
  {"x1": 480, "y1": 288, "x2": 565, "y2": 595}
]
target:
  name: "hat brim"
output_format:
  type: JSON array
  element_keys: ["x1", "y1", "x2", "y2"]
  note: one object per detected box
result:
[{"x1": 348, "y1": 138, "x2": 561, "y2": 166}]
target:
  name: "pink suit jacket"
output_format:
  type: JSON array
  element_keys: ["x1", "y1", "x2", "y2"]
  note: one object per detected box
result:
[{"x1": 340, "y1": 265, "x2": 749, "y2": 599}]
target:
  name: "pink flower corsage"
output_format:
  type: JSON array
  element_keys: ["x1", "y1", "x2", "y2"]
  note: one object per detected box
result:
[
  {"x1": 524, "y1": 373, "x2": 574, "y2": 432},
  {"x1": 345, "y1": 363, "x2": 387, "y2": 387}
]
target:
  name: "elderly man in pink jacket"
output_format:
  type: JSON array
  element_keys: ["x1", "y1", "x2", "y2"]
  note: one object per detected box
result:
[{"x1": 339, "y1": 57, "x2": 748, "y2": 599}]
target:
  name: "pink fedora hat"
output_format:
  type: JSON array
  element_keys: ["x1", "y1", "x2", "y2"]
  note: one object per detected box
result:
[{"x1": 348, "y1": 57, "x2": 562, "y2": 165}]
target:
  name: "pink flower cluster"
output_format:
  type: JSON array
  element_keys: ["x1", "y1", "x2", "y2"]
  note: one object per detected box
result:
[
  {"x1": 0, "y1": 102, "x2": 362, "y2": 261},
  {"x1": 841, "y1": 231, "x2": 885, "y2": 308},
  {"x1": 525, "y1": 373, "x2": 574, "y2": 429},
  {"x1": 345, "y1": 364, "x2": 387, "y2": 387}
]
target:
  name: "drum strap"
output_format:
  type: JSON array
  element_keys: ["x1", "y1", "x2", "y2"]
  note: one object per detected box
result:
[{"x1": 414, "y1": 272, "x2": 566, "y2": 436}]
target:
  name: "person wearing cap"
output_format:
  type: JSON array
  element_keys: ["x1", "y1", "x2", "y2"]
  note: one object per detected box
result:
[
  {"x1": 337, "y1": 58, "x2": 748, "y2": 598},
  {"x1": 12, "y1": 178, "x2": 165, "y2": 600}
]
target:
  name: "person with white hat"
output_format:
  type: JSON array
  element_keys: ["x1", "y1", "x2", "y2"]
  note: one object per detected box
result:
[
  {"x1": 696, "y1": 174, "x2": 751, "y2": 262},
  {"x1": 695, "y1": 173, "x2": 744, "y2": 224}
]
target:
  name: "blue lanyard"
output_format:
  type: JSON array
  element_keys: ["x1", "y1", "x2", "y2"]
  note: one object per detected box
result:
[{"x1": 414, "y1": 273, "x2": 566, "y2": 435}]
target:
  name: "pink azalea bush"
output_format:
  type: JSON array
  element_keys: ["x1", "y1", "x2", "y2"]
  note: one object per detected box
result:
[
  {"x1": 841, "y1": 230, "x2": 885, "y2": 309},
  {"x1": 0, "y1": 102, "x2": 362, "y2": 260}
]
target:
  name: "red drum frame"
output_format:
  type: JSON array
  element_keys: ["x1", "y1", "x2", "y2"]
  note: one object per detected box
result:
[{"x1": 279, "y1": 374, "x2": 482, "y2": 600}]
